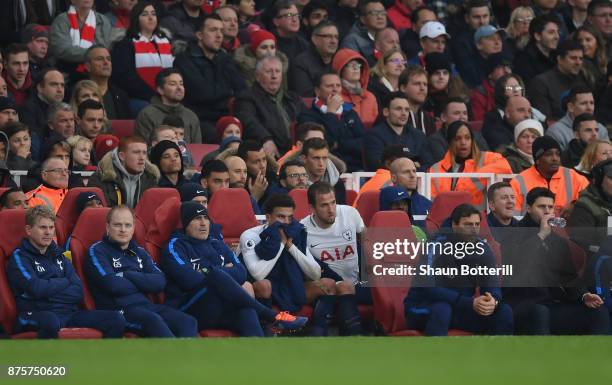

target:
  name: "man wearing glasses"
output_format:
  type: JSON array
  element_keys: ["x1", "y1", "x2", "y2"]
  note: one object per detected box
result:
[
  {"x1": 272, "y1": 159, "x2": 310, "y2": 195},
  {"x1": 290, "y1": 20, "x2": 339, "y2": 97},
  {"x1": 271, "y1": 0, "x2": 310, "y2": 64},
  {"x1": 341, "y1": 0, "x2": 387, "y2": 67},
  {"x1": 26, "y1": 157, "x2": 69, "y2": 213}
]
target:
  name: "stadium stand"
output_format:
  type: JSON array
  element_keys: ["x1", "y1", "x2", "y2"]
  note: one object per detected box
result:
[
  {"x1": 55, "y1": 187, "x2": 108, "y2": 248},
  {"x1": 134, "y1": 188, "x2": 180, "y2": 245}
]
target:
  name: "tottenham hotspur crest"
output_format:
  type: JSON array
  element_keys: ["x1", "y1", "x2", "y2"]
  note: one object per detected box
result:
[
  {"x1": 137, "y1": 257, "x2": 143, "y2": 270},
  {"x1": 342, "y1": 229, "x2": 353, "y2": 241}
]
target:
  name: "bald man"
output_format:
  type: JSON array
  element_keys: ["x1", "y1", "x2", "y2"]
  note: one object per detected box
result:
[
  {"x1": 389, "y1": 157, "x2": 432, "y2": 226},
  {"x1": 483, "y1": 95, "x2": 534, "y2": 152},
  {"x1": 224, "y1": 156, "x2": 248, "y2": 189},
  {"x1": 375, "y1": 28, "x2": 401, "y2": 56}
]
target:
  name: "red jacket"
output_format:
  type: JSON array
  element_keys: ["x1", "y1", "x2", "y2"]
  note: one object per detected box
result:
[
  {"x1": 332, "y1": 48, "x2": 379, "y2": 128},
  {"x1": 471, "y1": 79, "x2": 495, "y2": 122},
  {"x1": 387, "y1": 0, "x2": 413, "y2": 31}
]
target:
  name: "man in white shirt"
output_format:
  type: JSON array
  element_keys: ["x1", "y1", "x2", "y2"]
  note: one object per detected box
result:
[
  {"x1": 301, "y1": 181, "x2": 368, "y2": 335},
  {"x1": 239, "y1": 193, "x2": 336, "y2": 335}
]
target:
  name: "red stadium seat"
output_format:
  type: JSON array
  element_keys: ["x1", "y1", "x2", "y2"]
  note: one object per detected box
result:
[
  {"x1": 0, "y1": 209, "x2": 101, "y2": 338},
  {"x1": 208, "y1": 188, "x2": 258, "y2": 247},
  {"x1": 368, "y1": 211, "x2": 471, "y2": 336},
  {"x1": 69, "y1": 208, "x2": 111, "y2": 311},
  {"x1": 354, "y1": 190, "x2": 380, "y2": 226},
  {"x1": 469, "y1": 121, "x2": 483, "y2": 132},
  {"x1": 187, "y1": 144, "x2": 219, "y2": 166},
  {"x1": 134, "y1": 188, "x2": 180, "y2": 245},
  {"x1": 345, "y1": 190, "x2": 357, "y2": 206},
  {"x1": 289, "y1": 189, "x2": 310, "y2": 220},
  {"x1": 110, "y1": 120, "x2": 135, "y2": 138},
  {"x1": 143, "y1": 197, "x2": 181, "y2": 265},
  {"x1": 567, "y1": 239, "x2": 587, "y2": 277},
  {"x1": 425, "y1": 191, "x2": 472, "y2": 235},
  {"x1": 55, "y1": 187, "x2": 107, "y2": 248}
]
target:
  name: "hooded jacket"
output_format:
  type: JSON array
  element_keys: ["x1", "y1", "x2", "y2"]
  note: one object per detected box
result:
[
  {"x1": 135, "y1": 96, "x2": 201, "y2": 145},
  {"x1": 161, "y1": 231, "x2": 243, "y2": 309},
  {"x1": 85, "y1": 236, "x2": 165, "y2": 310},
  {"x1": 561, "y1": 139, "x2": 586, "y2": 169},
  {"x1": 7, "y1": 239, "x2": 83, "y2": 315},
  {"x1": 88, "y1": 148, "x2": 160, "y2": 207},
  {"x1": 331, "y1": 49, "x2": 379, "y2": 128}
]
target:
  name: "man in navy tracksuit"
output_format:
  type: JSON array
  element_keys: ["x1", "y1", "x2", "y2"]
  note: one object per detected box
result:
[
  {"x1": 85, "y1": 206, "x2": 198, "y2": 338},
  {"x1": 7, "y1": 206, "x2": 125, "y2": 339},
  {"x1": 161, "y1": 201, "x2": 308, "y2": 336},
  {"x1": 404, "y1": 204, "x2": 514, "y2": 336}
]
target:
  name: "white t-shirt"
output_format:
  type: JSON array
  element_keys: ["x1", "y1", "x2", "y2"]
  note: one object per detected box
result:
[{"x1": 301, "y1": 205, "x2": 365, "y2": 283}]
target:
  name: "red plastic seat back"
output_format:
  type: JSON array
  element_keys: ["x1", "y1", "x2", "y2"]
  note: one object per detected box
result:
[
  {"x1": 425, "y1": 191, "x2": 472, "y2": 234},
  {"x1": 288, "y1": 189, "x2": 310, "y2": 220},
  {"x1": 346, "y1": 190, "x2": 357, "y2": 206},
  {"x1": 69, "y1": 208, "x2": 111, "y2": 310},
  {"x1": 111, "y1": 120, "x2": 135, "y2": 138},
  {"x1": 355, "y1": 190, "x2": 380, "y2": 226},
  {"x1": 187, "y1": 144, "x2": 219, "y2": 166},
  {"x1": 0, "y1": 209, "x2": 26, "y2": 333},
  {"x1": 144, "y1": 197, "x2": 181, "y2": 264},
  {"x1": 208, "y1": 188, "x2": 258, "y2": 245},
  {"x1": 134, "y1": 188, "x2": 180, "y2": 245},
  {"x1": 55, "y1": 187, "x2": 107, "y2": 248},
  {"x1": 367, "y1": 211, "x2": 417, "y2": 333}
]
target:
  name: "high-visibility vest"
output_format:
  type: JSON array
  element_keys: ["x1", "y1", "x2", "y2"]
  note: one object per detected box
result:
[
  {"x1": 26, "y1": 185, "x2": 68, "y2": 213},
  {"x1": 510, "y1": 165, "x2": 589, "y2": 214},
  {"x1": 353, "y1": 169, "x2": 392, "y2": 208},
  {"x1": 429, "y1": 151, "x2": 513, "y2": 211}
]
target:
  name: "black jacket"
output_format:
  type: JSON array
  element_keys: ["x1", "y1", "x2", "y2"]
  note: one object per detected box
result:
[
  {"x1": 363, "y1": 121, "x2": 433, "y2": 171},
  {"x1": 512, "y1": 42, "x2": 556, "y2": 87},
  {"x1": 481, "y1": 109, "x2": 515, "y2": 152},
  {"x1": 289, "y1": 45, "x2": 332, "y2": 97},
  {"x1": 502, "y1": 214, "x2": 587, "y2": 307},
  {"x1": 561, "y1": 139, "x2": 586, "y2": 169},
  {"x1": 174, "y1": 42, "x2": 245, "y2": 127},
  {"x1": 18, "y1": 94, "x2": 50, "y2": 139},
  {"x1": 298, "y1": 102, "x2": 365, "y2": 172},
  {"x1": 236, "y1": 84, "x2": 305, "y2": 154},
  {"x1": 527, "y1": 67, "x2": 585, "y2": 121},
  {"x1": 275, "y1": 33, "x2": 310, "y2": 65},
  {"x1": 103, "y1": 85, "x2": 132, "y2": 120}
]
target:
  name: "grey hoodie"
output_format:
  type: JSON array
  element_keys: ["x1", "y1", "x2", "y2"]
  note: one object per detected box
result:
[
  {"x1": 111, "y1": 149, "x2": 144, "y2": 208},
  {"x1": 546, "y1": 113, "x2": 609, "y2": 151}
]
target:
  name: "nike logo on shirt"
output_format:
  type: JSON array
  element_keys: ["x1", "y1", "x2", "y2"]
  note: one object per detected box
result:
[{"x1": 190, "y1": 258, "x2": 200, "y2": 263}]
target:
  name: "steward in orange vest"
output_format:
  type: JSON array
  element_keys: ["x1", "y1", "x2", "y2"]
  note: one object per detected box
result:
[
  {"x1": 511, "y1": 136, "x2": 589, "y2": 215},
  {"x1": 26, "y1": 158, "x2": 69, "y2": 213},
  {"x1": 428, "y1": 121, "x2": 512, "y2": 210}
]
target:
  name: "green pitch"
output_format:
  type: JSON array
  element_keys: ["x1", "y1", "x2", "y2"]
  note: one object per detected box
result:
[{"x1": 1, "y1": 336, "x2": 611, "y2": 385}]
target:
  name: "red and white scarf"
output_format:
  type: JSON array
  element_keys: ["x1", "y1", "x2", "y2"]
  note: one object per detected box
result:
[
  {"x1": 133, "y1": 34, "x2": 174, "y2": 90},
  {"x1": 314, "y1": 97, "x2": 343, "y2": 118},
  {"x1": 67, "y1": 6, "x2": 96, "y2": 49}
]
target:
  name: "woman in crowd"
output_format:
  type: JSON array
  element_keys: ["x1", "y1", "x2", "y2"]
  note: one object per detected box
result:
[
  {"x1": 575, "y1": 139, "x2": 612, "y2": 180},
  {"x1": 573, "y1": 24, "x2": 607, "y2": 96},
  {"x1": 423, "y1": 52, "x2": 471, "y2": 119},
  {"x1": 111, "y1": 1, "x2": 174, "y2": 113},
  {"x1": 368, "y1": 49, "x2": 406, "y2": 111},
  {"x1": 429, "y1": 121, "x2": 512, "y2": 210},
  {"x1": 504, "y1": 6, "x2": 534, "y2": 55},
  {"x1": 234, "y1": 29, "x2": 289, "y2": 89},
  {"x1": 502, "y1": 119, "x2": 544, "y2": 173},
  {"x1": 332, "y1": 48, "x2": 378, "y2": 128}
]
